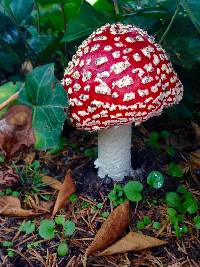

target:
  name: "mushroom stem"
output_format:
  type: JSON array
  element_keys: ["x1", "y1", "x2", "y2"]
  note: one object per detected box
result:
[{"x1": 94, "y1": 124, "x2": 133, "y2": 181}]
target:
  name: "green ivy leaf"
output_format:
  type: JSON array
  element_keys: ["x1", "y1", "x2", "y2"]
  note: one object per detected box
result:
[
  {"x1": 147, "y1": 171, "x2": 164, "y2": 189},
  {"x1": 57, "y1": 242, "x2": 68, "y2": 256},
  {"x1": 20, "y1": 64, "x2": 68, "y2": 150},
  {"x1": 20, "y1": 221, "x2": 35, "y2": 234},
  {"x1": 63, "y1": 220, "x2": 76, "y2": 236},
  {"x1": 39, "y1": 220, "x2": 55, "y2": 240}
]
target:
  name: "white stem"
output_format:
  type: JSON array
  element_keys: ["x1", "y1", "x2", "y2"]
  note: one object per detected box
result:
[{"x1": 94, "y1": 124, "x2": 133, "y2": 181}]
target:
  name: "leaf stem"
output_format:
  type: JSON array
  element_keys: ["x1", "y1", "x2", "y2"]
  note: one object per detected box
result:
[
  {"x1": 0, "y1": 85, "x2": 24, "y2": 111},
  {"x1": 113, "y1": 0, "x2": 119, "y2": 15},
  {"x1": 159, "y1": 4, "x2": 180, "y2": 44}
]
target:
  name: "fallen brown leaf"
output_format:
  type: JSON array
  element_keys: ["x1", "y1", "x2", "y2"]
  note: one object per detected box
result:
[
  {"x1": 0, "y1": 165, "x2": 19, "y2": 189},
  {"x1": 0, "y1": 196, "x2": 41, "y2": 217},
  {"x1": 24, "y1": 152, "x2": 36, "y2": 164},
  {"x1": 98, "y1": 232, "x2": 167, "y2": 256},
  {"x1": 188, "y1": 152, "x2": 200, "y2": 185},
  {"x1": 0, "y1": 105, "x2": 35, "y2": 156},
  {"x1": 86, "y1": 201, "x2": 129, "y2": 256},
  {"x1": 42, "y1": 175, "x2": 62, "y2": 190},
  {"x1": 52, "y1": 169, "x2": 76, "y2": 217}
]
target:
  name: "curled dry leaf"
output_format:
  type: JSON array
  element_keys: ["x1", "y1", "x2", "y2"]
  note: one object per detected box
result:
[
  {"x1": 0, "y1": 196, "x2": 42, "y2": 217},
  {"x1": 0, "y1": 165, "x2": 19, "y2": 189},
  {"x1": 52, "y1": 169, "x2": 76, "y2": 217},
  {"x1": 86, "y1": 201, "x2": 129, "y2": 256},
  {"x1": 188, "y1": 152, "x2": 200, "y2": 185},
  {"x1": 98, "y1": 232, "x2": 167, "y2": 256},
  {"x1": 42, "y1": 175, "x2": 62, "y2": 190},
  {"x1": 0, "y1": 105, "x2": 35, "y2": 156}
]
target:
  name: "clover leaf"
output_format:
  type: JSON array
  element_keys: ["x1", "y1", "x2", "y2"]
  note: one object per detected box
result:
[
  {"x1": 147, "y1": 171, "x2": 164, "y2": 189},
  {"x1": 20, "y1": 220, "x2": 35, "y2": 234},
  {"x1": 63, "y1": 220, "x2": 76, "y2": 236},
  {"x1": 124, "y1": 181, "x2": 143, "y2": 202},
  {"x1": 57, "y1": 242, "x2": 68, "y2": 257},
  {"x1": 39, "y1": 220, "x2": 55, "y2": 240}
]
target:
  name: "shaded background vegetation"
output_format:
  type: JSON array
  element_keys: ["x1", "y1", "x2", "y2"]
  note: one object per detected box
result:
[{"x1": 0, "y1": 0, "x2": 200, "y2": 122}]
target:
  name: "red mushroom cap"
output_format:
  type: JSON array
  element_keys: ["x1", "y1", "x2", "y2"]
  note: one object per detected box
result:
[{"x1": 63, "y1": 23, "x2": 183, "y2": 131}]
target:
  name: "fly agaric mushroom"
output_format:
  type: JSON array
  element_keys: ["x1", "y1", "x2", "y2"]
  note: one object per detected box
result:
[{"x1": 63, "y1": 23, "x2": 183, "y2": 181}]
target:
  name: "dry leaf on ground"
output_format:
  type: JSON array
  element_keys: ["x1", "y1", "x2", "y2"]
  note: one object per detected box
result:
[
  {"x1": 42, "y1": 175, "x2": 62, "y2": 190},
  {"x1": 86, "y1": 201, "x2": 129, "y2": 256},
  {"x1": 98, "y1": 231, "x2": 167, "y2": 256},
  {"x1": 0, "y1": 165, "x2": 19, "y2": 189},
  {"x1": 0, "y1": 196, "x2": 41, "y2": 217},
  {"x1": 52, "y1": 169, "x2": 76, "y2": 217},
  {"x1": 0, "y1": 105, "x2": 35, "y2": 156}
]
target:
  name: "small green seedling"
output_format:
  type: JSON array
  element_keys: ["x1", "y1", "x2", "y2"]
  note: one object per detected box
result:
[
  {"x1": 167, "y1": 162, "x2": 183, "y2": 178},
  {"x1": 124, "y1": 181, "x2": 143, "y2": 202},
  {"x1": 108, "y1": 184, "x2": 126, "y2": 206},
  {"x1": 55, "y1": 215, "x2": 65, "y2": 225},
  {"x1": 39, "y1": 220, "x2": 55, "y2": 240},
  {"x1": 20, "y1": 221, "x2": 35, "y2": 234},
  {"x1": 147, "y1": 171, "x2": 164, "y2": 189},
  {"x1": 7, "y1": 249, "x2": 15, "y2": 258},
  {"x1": 136, "y1": 220, "x2": 145, "y2": 229},
  {"x1": 63, "y1": 220, "x2": 76, "y2": 236},
  {"x1": 69, "y1": 193, "x2": 78, "y2": 203},
  {"x1": 101, "y1": 211, "x2": 110, "y2": 218},
  {"x1": 3, "y1": 241, "x2": 13, "y2": 248},
  {"x1": 97, "y1": 203, "x2": 104, "y2": 209},
  {"x1": 0, "y1": 154, "x2": 5, "y2": 163},
  {"x1": 47, "y1": 138, "x2": 67, "y2": 155},
  {"x1": 136, "y1": 216, "x2": 151, "y2": 229},
  {"x1": 84, "y1": 147, "x2": 98, "y2": 159},
  {"x1": 194, "y1": 216, "x2": 200, "y2": 230},
  {"x1": 57, "y1": 242, "x2": 68, "y2": 256},
  {"x1": 153, "y1": 221, "x2": 161, "y2": 230}
]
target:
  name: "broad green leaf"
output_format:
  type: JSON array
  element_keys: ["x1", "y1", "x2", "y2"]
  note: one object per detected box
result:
[
  {"x1": 163, "y1": 17, "x2": 200, "y2": 68},
  {"x1": 20, "y1": 64, "x2": 68, "y2": 150},
  {"x1": 92, "y1": 0, "x2": 114, "y2": 13},
  {"x1": 180, "y1": 0, "x2": 200, "y2": 34},
  {"x1": 62, "y1": 1, "x2": 108, "y2": 42},
  {"x1": 2, "y1": 0, "x2": 34, "y2": 25}
]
